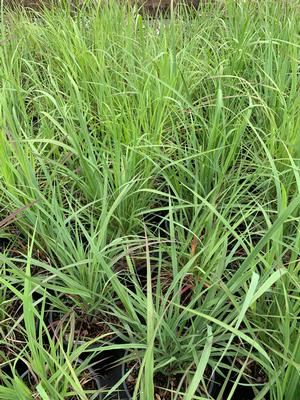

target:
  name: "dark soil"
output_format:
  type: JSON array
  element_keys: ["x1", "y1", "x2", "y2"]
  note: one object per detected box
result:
[
  {"x1": 70, "y1": 370, "x2": 99, "y2": 399},
  {"x1": 49, "y1": 306, "x2": 119, "y2": 343},
  {"x1": 0, "y1": 237, "x2": 10, "y2": 254},
  {"x1": 0, "y1": 225, "x2": 50, "y2": 275},
  {"x1": 124, "y1": 359, "x2": 212, "y2": 400},
  {"x1": 72, "y1": 310, "x2": 119, "y2": 342},
  {"x1": 121, "y1": 262, "x2": 196, "y2": 303},
  {"x1": 236, "y1": 358, "x2": 268, "y2": 385},
  {"x1": 125, "y1": 360, "x2": 184, "y2": 399},
  {"x1": 0, "y1": 299, "x2": 26, "y2": 363}
]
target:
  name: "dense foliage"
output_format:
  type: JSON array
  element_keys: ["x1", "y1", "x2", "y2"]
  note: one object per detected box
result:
[{"x1": 0, "y1": 1, "x2": 299, "y2": 399}]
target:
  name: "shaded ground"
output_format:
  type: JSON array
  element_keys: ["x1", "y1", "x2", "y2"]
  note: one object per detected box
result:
[{"x1": 4, "y1": 0, "x2": 202, "y2": 11}]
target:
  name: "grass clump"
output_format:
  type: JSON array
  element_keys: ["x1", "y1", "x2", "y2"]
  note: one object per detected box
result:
[{"x1": 0, "y1": 0, "x2": 300, "y2": 399}]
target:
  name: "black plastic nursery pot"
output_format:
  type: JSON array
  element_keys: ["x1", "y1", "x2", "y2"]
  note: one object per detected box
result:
[
  {"x1": 210, "y1": 357, "x2": 269, "y2": 400},
  {"x1": 98, "y1": 355, "x2": 130, "y2": 400},
  {"x1": 213, "y1": 380, "x2": 267, "y2": 400},
  {"x1": 99, "y1": 355, "x2": 268, "y2": 400},
  {"x1": 97, "y1": 351, "x2": 216, "y2": 400},
  {"x1": 46, "y1": 307, "x2": 123, "y2": 374}
]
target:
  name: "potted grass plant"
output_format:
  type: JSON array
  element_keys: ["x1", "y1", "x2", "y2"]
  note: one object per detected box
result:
[
  {"x1": 92, "y1": 248, "x2": 218, "y2": 398},
  {"x1": 20, "y1": 358, "x2": 102, "y2": 400},
  {"x1": 0, "y1": 275, "x2": 105, "y2": 400},
  {"x1": 45, "y1": 292, "x2": 125, "y2": 375},
  {"x1": 96, "y1": 224, "x2": 282, "y2": 399},
  {"x1": 0, "y1": 357, "x2": 103, "y2": 400}
]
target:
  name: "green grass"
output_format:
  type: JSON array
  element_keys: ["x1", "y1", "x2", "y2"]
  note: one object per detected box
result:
[{"x1": 0, "y1": 0, "x2": 300, "y2": 398}]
